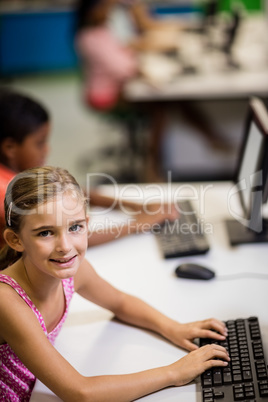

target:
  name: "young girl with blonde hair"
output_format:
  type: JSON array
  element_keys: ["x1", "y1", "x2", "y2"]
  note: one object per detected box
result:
[{"x1": 0, "y1": 166, "x2": 229, "y2": 401}]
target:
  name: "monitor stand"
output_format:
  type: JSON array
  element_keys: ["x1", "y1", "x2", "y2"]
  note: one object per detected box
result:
[{"x1": 225, "y1": 218, "x2": 268, "y2": 246}]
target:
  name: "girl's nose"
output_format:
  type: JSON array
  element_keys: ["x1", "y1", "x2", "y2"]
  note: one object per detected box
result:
[{"x1": 55, "y1": 233, "x2": 72, "y2": 253}]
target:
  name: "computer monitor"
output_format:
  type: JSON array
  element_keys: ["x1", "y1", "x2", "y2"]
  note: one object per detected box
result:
[{"x1": 225, "y1": 97, "x2": 268, "y2": 246}]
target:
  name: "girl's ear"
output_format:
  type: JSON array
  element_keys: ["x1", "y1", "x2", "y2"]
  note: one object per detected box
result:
[{"x1": 4, "y1": 229, "x2": 25, "y2": 253}]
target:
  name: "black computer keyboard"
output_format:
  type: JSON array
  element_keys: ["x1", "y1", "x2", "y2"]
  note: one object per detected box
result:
[
  {"x1": 154, "y1": 200, "x2": 210, "y2": 259},
  {"x1": 199, "y1": 317, "x2": 268, "y2": 401}
]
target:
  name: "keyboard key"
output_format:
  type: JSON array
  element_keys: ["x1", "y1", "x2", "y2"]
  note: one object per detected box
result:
[
  {"x1": 223, "y1": 368, "x2": 232, "y2": 384},
  {"x1": 213, "y1": 369, "x2": 222, "y2": 385},
  {"x1": 214, "y1": 391, "x2": 224, "y2": 398},
  {"x1": 242, "y1": 369, "x2": 252, "y2": 381}
]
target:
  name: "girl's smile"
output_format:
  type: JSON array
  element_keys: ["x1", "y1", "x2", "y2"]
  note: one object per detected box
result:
[{"x1": 49, "y1": 255, "x2": 78, "y2": 269}]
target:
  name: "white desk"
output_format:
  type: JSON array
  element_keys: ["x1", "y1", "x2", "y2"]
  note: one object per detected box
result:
[
  {"x1": 31, "y1": 182, "x2": 268, "y2": 401},
  {"x1": 124, "y1": 69, "x2": 268, "y2": 102}
]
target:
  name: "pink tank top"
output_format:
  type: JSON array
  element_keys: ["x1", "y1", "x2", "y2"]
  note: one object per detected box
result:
[{"x1": 0, "y1": 274, "x2": 74, "y2": 401}]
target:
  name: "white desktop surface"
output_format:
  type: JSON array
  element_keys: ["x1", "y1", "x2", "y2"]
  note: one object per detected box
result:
[
  {"x1": 30, "y1": 182, "x2": 268, "y2": 401},
  {"x1": 124, "y1": 69, "x2": 268, "y2": 101}
]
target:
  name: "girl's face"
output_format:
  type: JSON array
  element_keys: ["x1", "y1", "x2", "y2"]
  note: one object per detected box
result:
[
  {"x1": 13, "y1": 122, "x2": 50, "y2": 171},
  {"x1": 17, "y1": 193, "x2": 88, "y2": 281}
]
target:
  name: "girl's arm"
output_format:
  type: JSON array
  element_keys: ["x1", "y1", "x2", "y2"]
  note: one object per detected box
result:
[
  {"x1": 0, "y1": 281, "x2": 229, "y2": 402},
  {"x1": 75, "y1": 260, "x2": 228, "y2": 351},
  {"x1": 89, "y1": 189, "x2": 179, "y2": 214}
]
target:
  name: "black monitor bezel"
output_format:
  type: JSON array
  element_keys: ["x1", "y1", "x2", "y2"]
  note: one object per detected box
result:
[{"x1": 234, "y1": 97, "x2": 268, "y2": 225}]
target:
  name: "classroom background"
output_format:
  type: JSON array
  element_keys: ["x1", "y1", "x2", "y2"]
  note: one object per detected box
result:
[{"x1": 0, "y1": 0, "x2": 267, "y2": 187}]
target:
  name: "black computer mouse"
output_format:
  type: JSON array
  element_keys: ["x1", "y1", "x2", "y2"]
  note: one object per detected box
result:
[{"x1": 175, "y1": 263, "x2": 215, "y2": 280}]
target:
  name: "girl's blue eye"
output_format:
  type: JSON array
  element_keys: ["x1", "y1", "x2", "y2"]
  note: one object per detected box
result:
[
  {"x1": 39, "y1": 230, "x2": 52, "y2": 237},
  {"x1": 69, "y1": 224, "x2": 82, "y2": 233}
]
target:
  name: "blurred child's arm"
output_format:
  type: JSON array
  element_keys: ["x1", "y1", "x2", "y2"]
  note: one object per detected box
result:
[
  {"x1": 87, "y1": 196, "x2": 179, "y2": 247},
  {"x1": 130, "y1": 2, "x2": 181, "y2": 32}
]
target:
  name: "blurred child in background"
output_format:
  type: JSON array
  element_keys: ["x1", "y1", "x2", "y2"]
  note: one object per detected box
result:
[
  {"x1": 0, "y1": 89, "x2": 50, "y2": 247},
  {"x1": 0, "y1": 88, "x2": 177, "y2": 248},
  {"x1": 75, "y1": 0, "x2": 181, "y2": 181}
]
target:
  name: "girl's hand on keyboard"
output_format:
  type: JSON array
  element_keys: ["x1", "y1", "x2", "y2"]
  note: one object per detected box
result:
[
  {"x1": 169, "y1": 344, "x2": 230, "y2": 387},
  {"x1": 165, "y1": 318, "x2": 228, "y2": 351}
]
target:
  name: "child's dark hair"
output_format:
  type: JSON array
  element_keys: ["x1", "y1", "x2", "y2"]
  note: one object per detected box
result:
[
  {"x1": 0, "y1": 166, "x2": 87, "y2": 270},
  {"x1": 75, "y1": 0, "x2": 103, "y2": 31},
  {"x1": 0, "y1": 88, "x2": 49, "y2": 156}
]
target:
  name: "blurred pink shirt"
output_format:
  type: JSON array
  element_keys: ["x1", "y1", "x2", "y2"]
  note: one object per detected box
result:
[{"x1": 76, "y1": 27, "x2": 138, "y2": 110}]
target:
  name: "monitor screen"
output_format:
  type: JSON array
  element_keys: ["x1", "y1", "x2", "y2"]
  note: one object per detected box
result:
[
  {"x1": 236, "y1": 98, "x2": 268, "y2": 229},
  {"x1": 237, "y1": 119, "x2": 265, "y2": 229}
]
